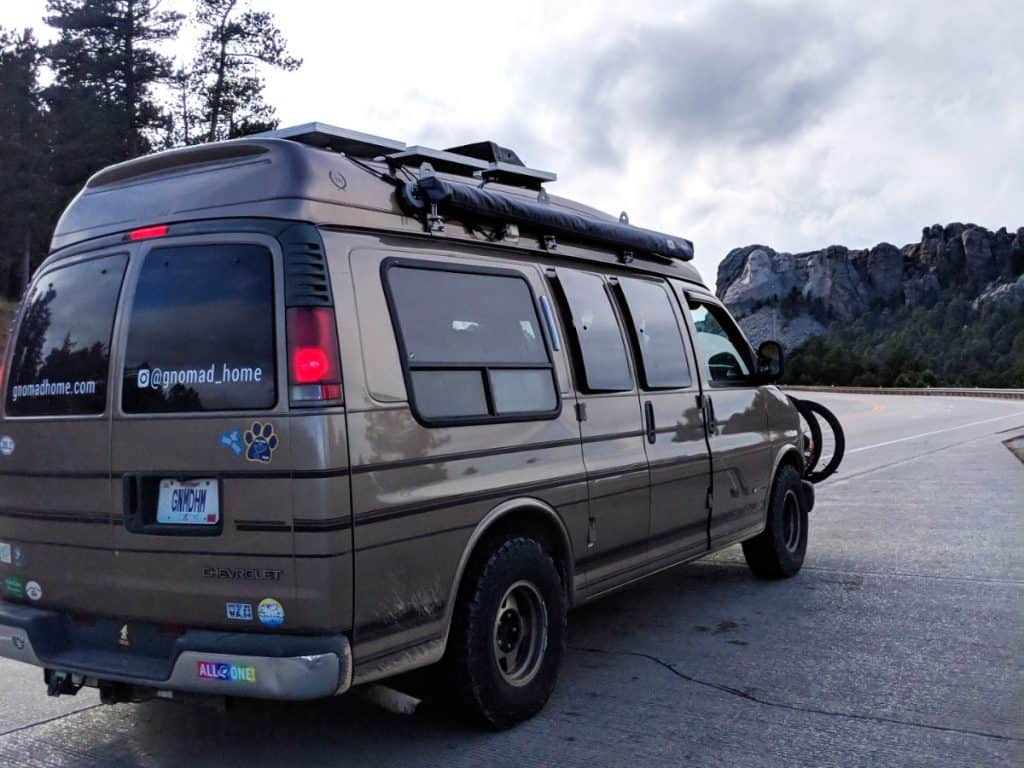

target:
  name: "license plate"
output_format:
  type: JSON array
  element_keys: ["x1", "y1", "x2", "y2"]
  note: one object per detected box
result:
[{"x1": 157, "y1": 479, "x2": 220, "y2": 525}]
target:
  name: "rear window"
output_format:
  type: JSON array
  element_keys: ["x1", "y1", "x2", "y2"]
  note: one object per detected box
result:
[
  {"x1": 5, "y1": 254, "x2": 128, "y2": 417},
  {"x1": 122, "y1": 244, "x2": 276, "y2": 413}
]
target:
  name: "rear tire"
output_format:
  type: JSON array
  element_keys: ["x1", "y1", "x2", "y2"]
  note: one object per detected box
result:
[
  {"x1": 742, "y1": 465, "x2": 808, "y2": 578},
  {"x1": 445, "y1": 537, "x2": 566, "y2": 729}
]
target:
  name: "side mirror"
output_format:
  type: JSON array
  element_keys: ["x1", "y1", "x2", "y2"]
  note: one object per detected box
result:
[{"x1": 756, "y1": 340, "x2": 784, "y2": 383}]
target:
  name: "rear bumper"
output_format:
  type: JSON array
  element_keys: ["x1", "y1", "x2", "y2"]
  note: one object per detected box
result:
[{"x1": 0, "y1": 603, "x2": 351, "y2": 701}]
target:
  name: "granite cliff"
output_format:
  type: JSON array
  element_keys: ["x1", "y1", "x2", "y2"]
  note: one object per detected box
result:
[{"x1": 716, "y1": 223, "x2": 1024, "y2": 351}]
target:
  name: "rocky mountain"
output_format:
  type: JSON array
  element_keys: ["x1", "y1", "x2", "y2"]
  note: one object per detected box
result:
[{"x1": 716, "y1": 223, "x2": 1024, "y2": 353}]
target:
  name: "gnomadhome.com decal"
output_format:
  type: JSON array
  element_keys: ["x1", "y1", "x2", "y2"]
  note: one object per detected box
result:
[{"x1": 10, "y1": 379, "x2": 98, "y2": 401}]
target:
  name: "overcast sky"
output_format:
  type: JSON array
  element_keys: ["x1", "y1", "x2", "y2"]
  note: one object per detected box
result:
[{"x1": 6, "y1": 0, "x2": 1023, "y2": 283}]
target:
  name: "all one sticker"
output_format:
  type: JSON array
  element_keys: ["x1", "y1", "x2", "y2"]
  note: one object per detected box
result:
[
  {"x1": 257, "y1": 598, "x2": 285, "y2": 628},
  {"x1": 196, "y1": 661, "x2": 257, "y2": 683},
  {"x1": 0, "y1": 436, "x2": 14, "y2": 457}
]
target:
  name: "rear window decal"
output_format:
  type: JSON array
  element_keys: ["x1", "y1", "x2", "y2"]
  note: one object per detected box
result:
[
  {"x1": 136, "y1": 363, "x2": 265, "y2": 391},
  {"x1": 9, "y1": 379, "x2": 100, "y2": 404}
]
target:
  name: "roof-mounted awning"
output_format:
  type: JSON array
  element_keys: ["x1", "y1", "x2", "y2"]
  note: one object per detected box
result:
[{"x1": 408, "y1": 176, "x2": 693, "y2": 262}]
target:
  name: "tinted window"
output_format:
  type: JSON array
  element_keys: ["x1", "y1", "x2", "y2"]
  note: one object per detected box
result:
[
  {"x1": 122, "y1": 244, "x2": 276, "y2": 413},
  {"x1": 410, "y1": 370, "x2": 488, "y2": 419},
  {"x1": 556, "y1": 269, "x2": 633, "y2": 392},
  {"x1": 386, "y1": 263, "x2": 559, "y2": 423},
  {"x1": 490, "y1": 369, "x2": 559, "y2": 413},
  {"x1": 619, "y1": 278, "x2": 692, "y2": 389},
  {"x1": 386, "y1": 267, "x2": 548, "y2": 365},
  {"x1": 688, "y1": 302, "x2": 751, "y2": 385},
  {"x1": 6, "y1": 254, "x2": 128, "y2": 416}
]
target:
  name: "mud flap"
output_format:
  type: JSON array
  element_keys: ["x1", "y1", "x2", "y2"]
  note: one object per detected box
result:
[{"x1": 799, "y1": 479, "x2": 815, "y2": 513}]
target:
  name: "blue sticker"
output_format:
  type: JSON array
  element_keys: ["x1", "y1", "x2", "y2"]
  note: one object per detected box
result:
[
  {"x1": 257, "y1": 598, "x2": 285, "y2": 627},
  {"x1": 226, "y1": 602, "x2": 253, "y2": 621},
  {"x1": 13, "y1": 546, "x2": 24, "y2": 569},
  {"x1": 243, "y1": 422, "x2": 278, "y2": 464},
  {"x1": 220, "y1": 430, "x2": 244, "y2": 457}
]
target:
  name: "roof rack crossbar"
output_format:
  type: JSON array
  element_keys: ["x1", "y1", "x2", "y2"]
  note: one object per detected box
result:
[
  {"x1": 409, "y1": 176, "x2": 693, "y2": 262},
  {"x1": 254, "y1": 122, "x2": 406, "y2": 157},
  {"x1": 385, "y1": 146, "x2": 490, "y2": 176}
]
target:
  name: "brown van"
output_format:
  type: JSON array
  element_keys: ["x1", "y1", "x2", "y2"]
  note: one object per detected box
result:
[{"x1": 0, "y1": 123, "x2": 813, "y2": 728}]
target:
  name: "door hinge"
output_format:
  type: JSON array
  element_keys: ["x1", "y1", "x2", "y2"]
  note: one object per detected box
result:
[{"x1": 575, "y1": 402, "x2": 588, "y2": 422}]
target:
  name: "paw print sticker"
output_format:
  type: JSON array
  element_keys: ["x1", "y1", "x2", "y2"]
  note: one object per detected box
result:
[{"x1": 243, "y1": 422, "x2": 279, "y2": 464}]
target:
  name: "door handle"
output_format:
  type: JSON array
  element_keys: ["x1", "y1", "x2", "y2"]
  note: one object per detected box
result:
[
  {"x1": 703, "y1": 395, "x2": 719, "y2": 436},
  {"x1": 644, "y1": 401, "x2": 656, "y2": 444}
]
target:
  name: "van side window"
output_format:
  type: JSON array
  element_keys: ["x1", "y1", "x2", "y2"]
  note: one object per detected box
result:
[
  {"x1": 687, "y1": 300, "x2": 752, "y2": 386},
  {"x1": 617, "y1": 277, "x2": 692, "y2": 389},
  {"x1": 5, "y1": 253, "x2": 128, "y2": 417},
  {"x1": 555, "y1": 269, "x2": 633, "y2": 392},
  {"x1": 384, "y1": 261, "x2": 559, "y2": 424},
  {"x1": 122, "y1": 244, "x2": 277, "y2": 413}
]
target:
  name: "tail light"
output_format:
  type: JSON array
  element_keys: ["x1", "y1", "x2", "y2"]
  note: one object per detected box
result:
[{"x1": 286, "y1": 306, "x2": 342, "y2": 405}]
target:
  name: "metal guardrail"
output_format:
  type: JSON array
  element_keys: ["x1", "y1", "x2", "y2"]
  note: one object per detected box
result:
[{"x1": 784, "y1": 385, "x2": 1024, "y2": 400}]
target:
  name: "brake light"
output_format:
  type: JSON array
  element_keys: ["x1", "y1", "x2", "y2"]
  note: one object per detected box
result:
[
  {"x1": 293, "y1": 347, "x2": 330, "y2": 384},
  {"x1": 286, "y1": 306, "x2": 342, "y2": 404},
  {"x1": 128, "y1": 224, "x2": 168, "y2": 241}
]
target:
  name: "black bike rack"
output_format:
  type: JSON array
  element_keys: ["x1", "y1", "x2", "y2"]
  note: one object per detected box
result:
[{"x1": 789, "y1": 397, "x2": 846, "y2": 483}]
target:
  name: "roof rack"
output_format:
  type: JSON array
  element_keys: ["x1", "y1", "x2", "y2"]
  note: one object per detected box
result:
[
  {"x1": 254, "y1": 122, "x2": 406, "y2": 157},
  {"x1": 444, "y1": 141, "x2": 557, "y2": 189},
  {"x1": 262, "y1": 122, "x2": 557, "y2": 190},
  {"x1": 385, "y1": 146, "x2": 490, "y2": 176}
]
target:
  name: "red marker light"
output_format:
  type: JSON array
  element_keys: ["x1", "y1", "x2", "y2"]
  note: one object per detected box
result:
[{"x1": 128, "y1": 224, "x2": 168, "y2": 241}]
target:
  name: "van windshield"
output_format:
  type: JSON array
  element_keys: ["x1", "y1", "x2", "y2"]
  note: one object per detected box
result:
[
  {"x1": 121, "y1": 244, "x2": 276, "y2": 413},
  {"x1": 5, "y1": 254, "x2": 128, "y2": 417}
]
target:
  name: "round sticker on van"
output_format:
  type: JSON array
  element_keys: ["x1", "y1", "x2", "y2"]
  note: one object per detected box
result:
[
  {"x1": 25, "y1": 581, "x2": 42, "y2": 601},
  {"x1": 0, "y1": 436, "x2": 14, "y2": 457},
  {"x1": 257, "y1": 598, "x2": 285, "y2": 628}
]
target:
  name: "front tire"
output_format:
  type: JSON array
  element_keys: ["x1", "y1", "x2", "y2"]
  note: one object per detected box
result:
[
  {"x1": 742, "y1": 464, "x2": 808, "y2": 578},
  {"x1": 446, "y1": 537, "x2": 566, "y2": 729}
]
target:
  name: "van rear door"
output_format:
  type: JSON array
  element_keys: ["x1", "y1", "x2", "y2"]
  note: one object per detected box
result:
[
  {"x1": 108, "y1": 236, "x2": 301, "y2": 632},
  {"x1": 0, "y1": 252, "x2": 128, "y2": 615}
]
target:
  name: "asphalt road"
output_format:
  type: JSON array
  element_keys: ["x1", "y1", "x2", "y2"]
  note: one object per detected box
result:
[{"x1": 1, "y1": 393, "x2": 1022, "y2": 767}]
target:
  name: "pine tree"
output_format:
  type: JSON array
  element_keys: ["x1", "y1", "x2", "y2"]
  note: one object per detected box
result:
[
  {"x1": 44, "y1": 0, "x2": 182, "y2": 198},
  {"x1": 0, "y1": 28, "x2": 49, "y2": 298},
  {"x1": 189, "y1": 0, "x2": 301, "y2": 144}
]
